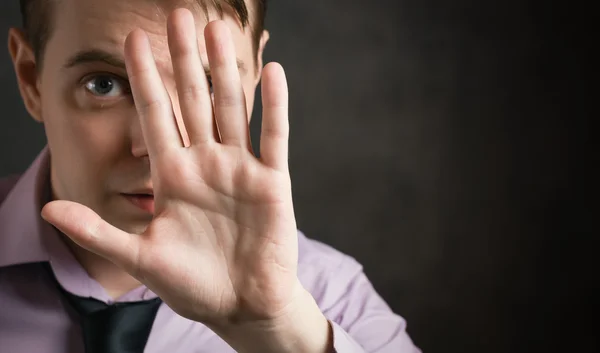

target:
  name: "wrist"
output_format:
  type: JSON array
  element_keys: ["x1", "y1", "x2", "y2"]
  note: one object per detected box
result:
[{"x1": 210, "y1": 286, "x2": 333, "y2": 353}]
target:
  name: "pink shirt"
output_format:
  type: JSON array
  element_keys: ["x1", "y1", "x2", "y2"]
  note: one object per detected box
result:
[{"x1": 0, "y1": 148, "x2": 420, "y2": 352}]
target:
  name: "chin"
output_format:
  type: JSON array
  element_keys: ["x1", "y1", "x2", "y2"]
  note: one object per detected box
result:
[
  {"x1": 104, "y1": 213, "x2": 153, "y2": 235},
  {"x1": 96, "y1": 196, "x2": 153, "y2": 234}
]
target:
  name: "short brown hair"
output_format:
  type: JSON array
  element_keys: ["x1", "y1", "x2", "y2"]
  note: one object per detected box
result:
[{"x1": 19, "y1": 0, "x2": 267, "y2": 67}]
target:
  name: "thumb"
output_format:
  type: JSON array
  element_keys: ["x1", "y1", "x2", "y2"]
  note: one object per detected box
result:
[{"x1": 41, "y1": 200, "x2": 141, "y2": 275}]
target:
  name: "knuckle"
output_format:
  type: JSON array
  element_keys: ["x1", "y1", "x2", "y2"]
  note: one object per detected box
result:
[
  {"x1": 173, "y1": 42, "x2": 194, "y2": 57},
  {"x1": 129, "y1": 65, "x2": 152, "y2": 83},
  {"x1": 262, "y1": 125, "x2": 288, "y2": 140},
  {"x1": 136, "y1": 97, "x2": 165, "y2": 116},
  {"x1": 214, "y1": 93, "x2": 240, "y2": 108},
  {"x1": 179, "y1": 83, "x2": 208, "y2": 103}
]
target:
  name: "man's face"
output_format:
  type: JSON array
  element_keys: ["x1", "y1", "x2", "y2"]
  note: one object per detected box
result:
[{"x1": 17, "y1": 0, "x2": 265, "y2": 234}]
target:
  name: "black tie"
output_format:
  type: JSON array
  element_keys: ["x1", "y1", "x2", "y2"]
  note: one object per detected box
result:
[{"x1": 43, "y1": 263, "x2": 162, "y2": 353}]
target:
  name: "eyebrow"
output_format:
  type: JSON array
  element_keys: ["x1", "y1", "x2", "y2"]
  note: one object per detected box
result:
[
  {"x1": 63, "y1": 49, "x2": 127, "y2": 70},
  {"x1": 63, "y1": 49, "x2": 247, "y2": 75}
]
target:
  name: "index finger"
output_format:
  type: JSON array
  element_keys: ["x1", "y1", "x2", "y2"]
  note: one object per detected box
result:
[{"x1": 125, "y1": 28, "x2": 183, "y2": 157}]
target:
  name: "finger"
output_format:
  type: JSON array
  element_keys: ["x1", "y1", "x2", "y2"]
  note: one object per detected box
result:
[
  {"x1": 168, "y1": 8, "x2": 215, "y2": 145},
  {"x1": 125, "y1": 29, "x2": 182, "y2": 157},
  {"x1": 260, "y1": 62, "x2": 290, "y2": 171},
  {"x1": 167, "y1": 88, "x2": 191, "y2": 147},
  {"x1": 205, "y1": 20, "x2": 249, "y2": 147},
  {"x1": 41, "y1": 201, "x2": 141, "y2": 277}
]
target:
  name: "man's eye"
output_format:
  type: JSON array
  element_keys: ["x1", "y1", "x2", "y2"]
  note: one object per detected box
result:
[{"x1": 84, "y1": 75, "x2": 127, "y2": 97}]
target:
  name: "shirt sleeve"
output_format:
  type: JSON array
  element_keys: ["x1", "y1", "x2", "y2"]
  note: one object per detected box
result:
[{"x1": 323, "y1": 257, "x2": 421, "y2": 353}]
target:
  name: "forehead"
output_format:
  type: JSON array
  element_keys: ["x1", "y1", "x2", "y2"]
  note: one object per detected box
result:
[{"x1": 46, "y1": 0, "x2": 254, "y2": 69}]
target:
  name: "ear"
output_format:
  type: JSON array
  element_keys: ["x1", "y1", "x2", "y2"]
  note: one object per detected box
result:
[
  {"x1": 7, "y1": 27, "x2": 43, "y2": 123},
  {"x1": 253, "y1": 29, "x2": 270, "y2": 85}
]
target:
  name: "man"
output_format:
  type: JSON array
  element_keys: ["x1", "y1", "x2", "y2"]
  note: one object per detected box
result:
[{"x1": 0, "y1": 0, "x2": 420, "y2": 352}]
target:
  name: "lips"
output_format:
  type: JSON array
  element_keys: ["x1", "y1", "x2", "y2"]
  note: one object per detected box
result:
[{"x1": 122, "y1": 193, "x2": 155, "y2": 214}]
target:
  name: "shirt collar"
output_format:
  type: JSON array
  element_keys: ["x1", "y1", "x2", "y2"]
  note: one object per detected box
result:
[
  {"x1": 0, "y1": 147, "x2": 159, "y2": 301},
  {"x1": 0, "y1": 147, "x2": 54, "y2": 268}
]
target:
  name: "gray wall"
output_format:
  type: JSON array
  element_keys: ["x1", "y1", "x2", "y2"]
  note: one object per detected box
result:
[{"x1": 0, "y1": 1, "x2": 594, "y2": 352}]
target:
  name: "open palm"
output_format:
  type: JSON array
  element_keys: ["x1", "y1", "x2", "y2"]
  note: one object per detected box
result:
[{"x1": 42, "y1": 9, "x2": 301, "y2": 327}]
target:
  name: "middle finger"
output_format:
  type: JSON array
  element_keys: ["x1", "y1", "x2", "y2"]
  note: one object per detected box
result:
[
  {"x1": 205, "y1": 20, "x2": 249, "y2": 148},
  {"x1": 167, "y1": 8, "x2": 216, "y2": 146},
  {"x1": 125, "y1": 29, "x2": 182, "y2": 157}
]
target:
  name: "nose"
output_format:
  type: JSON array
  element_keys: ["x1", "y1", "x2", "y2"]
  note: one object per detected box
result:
[{"x1": 129, "y1": 85, "x2": 190, "y2": 158}]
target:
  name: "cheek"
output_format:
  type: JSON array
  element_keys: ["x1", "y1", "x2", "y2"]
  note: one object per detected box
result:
[
  {"x1": 41, "y1": 85, "x2": 132, "y2": 174},
  {"x1": 241, "y1": 75, "x2": 257, "y2": 120}
]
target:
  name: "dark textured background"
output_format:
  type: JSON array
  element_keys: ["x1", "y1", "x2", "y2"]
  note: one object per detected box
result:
[{"x1": 0, "y1": 1, "x2": 594, "y2": 352}]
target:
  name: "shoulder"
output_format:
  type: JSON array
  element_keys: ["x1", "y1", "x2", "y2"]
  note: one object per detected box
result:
[
  {"x1": 0, "y1": 174, "x2": 22, "y2": 205},
  {"x1": 296, "y1": 231, "x2": 365, "y2": 309},
  {"x1": 297, "y1": 230, "x2": 362, "y2": 272}
]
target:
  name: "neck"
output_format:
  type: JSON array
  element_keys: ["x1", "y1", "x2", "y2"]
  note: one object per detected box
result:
[
  {"x1": 63, "y1": 235, "x2": 142, "y2": 299},
  {"x1": 48, "y1": 172, "x2": 142, "y2": 299}
]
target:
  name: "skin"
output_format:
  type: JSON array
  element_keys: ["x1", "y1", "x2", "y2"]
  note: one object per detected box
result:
[{"x1": 8, "y1": 1, "x2": 332, "y2": 352}]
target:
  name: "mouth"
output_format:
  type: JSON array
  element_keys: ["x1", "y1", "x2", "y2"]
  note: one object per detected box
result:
[{"x1": 122, "y1": 193, "x2": 155, "y2": 214}]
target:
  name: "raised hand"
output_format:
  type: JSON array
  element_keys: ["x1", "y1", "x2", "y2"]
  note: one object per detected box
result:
[{"x1": 41, "y1": 9, "x2": 330, "y2": 351}]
